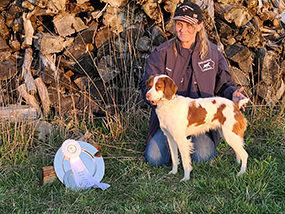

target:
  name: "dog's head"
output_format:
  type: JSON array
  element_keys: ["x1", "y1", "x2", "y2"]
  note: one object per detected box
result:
[{"x1": 145, "y1": 75, "x2": 178, "y2": 105}]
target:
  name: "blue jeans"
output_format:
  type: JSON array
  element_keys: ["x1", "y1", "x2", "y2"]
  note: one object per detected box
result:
[{"x1": 145, "y1": 128, "x2": 217, "y2": 166}]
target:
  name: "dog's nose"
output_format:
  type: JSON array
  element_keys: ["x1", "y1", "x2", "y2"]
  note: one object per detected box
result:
[{"x1": 146, "y1": 92, "x2": 151, "y2": 99}]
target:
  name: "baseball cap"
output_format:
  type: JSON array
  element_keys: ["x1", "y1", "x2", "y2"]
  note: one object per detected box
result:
[{"x1": 172, "y1": 2, "x2": 203, "y2": 25}]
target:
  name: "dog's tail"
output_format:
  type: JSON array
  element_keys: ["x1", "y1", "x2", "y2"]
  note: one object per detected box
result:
[{"x1": 238, "y1": 98, "x2": 250, "y2": 109}]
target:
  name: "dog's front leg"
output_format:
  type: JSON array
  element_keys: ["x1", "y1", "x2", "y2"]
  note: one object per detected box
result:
[
  {"x1": 165, "y1": 134, "x2": 178, "y2": 175},
  {"x1": 177, "y1": 138, "x2": 193, "y2": 182}
]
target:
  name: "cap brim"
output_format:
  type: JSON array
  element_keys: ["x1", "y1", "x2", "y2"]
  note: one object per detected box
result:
[{"x1": 172, "y1": 16, "x2": 198, "y2": 25}]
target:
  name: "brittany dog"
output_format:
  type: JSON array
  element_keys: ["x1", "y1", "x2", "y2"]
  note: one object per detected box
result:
[{"x1": 145, "y1": 74, "x2": 249, "y2": 181}]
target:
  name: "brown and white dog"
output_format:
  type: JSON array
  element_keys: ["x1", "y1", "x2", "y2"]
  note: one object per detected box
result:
[{"x1": 145, "y1": 74, "x2": 249, "y2": 181}]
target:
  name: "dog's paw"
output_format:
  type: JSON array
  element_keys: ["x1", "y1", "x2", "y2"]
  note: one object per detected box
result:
[
  {"x1": 180, "y1": 176, "x2": 190, "y2": 182},
  {"x1": 237, "y1": 165, "x2": 246, "y2": 176},
  {"x1": 168, "y1": 169, "x2": 177, "y2": 175},
  {"x1": 168, "y1": 165, "x2": 178, "y2": 175},
  {"x1": 237, "y1": 170, "x2": 246, "y2": 176}
]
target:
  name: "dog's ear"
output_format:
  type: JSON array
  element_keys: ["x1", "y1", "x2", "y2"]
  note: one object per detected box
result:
[
  {"x1": 146, "y1": 75, "x2": 154, "y2": 90},
  {"x1": 163, "y1": 77, "x2": 178, "y2": 100}
]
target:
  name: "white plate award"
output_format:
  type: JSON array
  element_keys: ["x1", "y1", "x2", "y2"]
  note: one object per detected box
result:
[{"x1": 54, "y1": 139, "x2": 110, "y2": 190}]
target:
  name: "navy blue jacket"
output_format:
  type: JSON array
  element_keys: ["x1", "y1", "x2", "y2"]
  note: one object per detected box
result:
[{"x1": 139, "y1": 37, "x2": 237, "y2": 146}]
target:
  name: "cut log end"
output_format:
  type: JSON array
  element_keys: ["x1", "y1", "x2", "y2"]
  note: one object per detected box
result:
[{"x1": 40, "y1": 166, "x2": 57, "y2": 186}]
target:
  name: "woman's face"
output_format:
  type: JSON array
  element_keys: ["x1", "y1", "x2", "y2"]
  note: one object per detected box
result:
[{"x1": 175, "y1": 20, "x2": 203, "y2": 48}]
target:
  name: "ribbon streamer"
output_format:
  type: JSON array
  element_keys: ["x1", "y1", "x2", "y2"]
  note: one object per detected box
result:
[{"x1": 61, "y1": 139, "x2": 110, "y2": 190}]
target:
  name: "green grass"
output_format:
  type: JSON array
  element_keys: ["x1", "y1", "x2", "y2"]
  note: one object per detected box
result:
[{"x1": 0, "y1": 107, "x2": 285, "y2": 214}]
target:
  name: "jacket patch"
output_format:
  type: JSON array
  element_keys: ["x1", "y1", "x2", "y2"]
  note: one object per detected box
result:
[
  {"x1": 166, "y1": 67, "x2": 172, "y2": 72},
  {"x1": 198, "y1": 59, "x2": 215, "y2": 72}
]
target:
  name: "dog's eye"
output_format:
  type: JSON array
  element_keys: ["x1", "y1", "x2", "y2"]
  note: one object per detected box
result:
[{"x1": 156, "y1": 83, "x2": 163, "y2": 90}]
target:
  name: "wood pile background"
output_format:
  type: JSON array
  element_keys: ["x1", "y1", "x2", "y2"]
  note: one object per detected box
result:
[{"x1": 0, "y1": 0, "x2": 285, "y2": 120}]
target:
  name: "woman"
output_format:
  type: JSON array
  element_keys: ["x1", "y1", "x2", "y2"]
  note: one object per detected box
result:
[{"x1": 139, "y1": 2, "x2": 245, "y2": 166}]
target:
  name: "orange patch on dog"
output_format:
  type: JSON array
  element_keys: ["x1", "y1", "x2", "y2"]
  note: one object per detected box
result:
[
  {"x1": 187, "y1": 102, "x2": 207, "y2": 126},
  {"x1": 155, "y1": 77, "x2": 178, "y2": 100},
  {"x1": 232, "y1": 102, "x2": 247, "y2": 137},
  {"x1": 212, "y1": 104, "x2": 226, "y2": 124},
  {"x1": 212, "y1": 100, "x2": 216, "y2": 104}
]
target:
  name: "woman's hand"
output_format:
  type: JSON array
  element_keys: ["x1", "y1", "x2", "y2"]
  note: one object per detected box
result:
[{"x1": 233, "y1": 87, "x2": 247, "y2": 111}]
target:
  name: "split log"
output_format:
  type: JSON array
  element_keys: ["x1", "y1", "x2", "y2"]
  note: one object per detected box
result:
[
  {"x1": 0, "y1": 15, "x2": 10, "y2": 40},
  {"x1": 216, "y1": 19, "x2": 237, "y2": 46},
  {"x1": 18, "y1": 83, "x2": 41, "y2": 114},
  {"x1": 22, "y1": 12, "x2": 35, "y2": 49},
  {"x1": 7, "y1": 3, "x2": 21, "y2": 19},
  {"x1": 259, "y1": 50, "x2": 280, "y2": 85},
  {"x1": 276, "y1": 0, "x2": 285, "y2": 14},
  {"x1": 22, "y1": 1, "x2": 35, "y2": 11},
  {"x1": 230, "y1": 66, "x2": 252, "y2": 98},
  {"x1": 34, "y1": 77, "x2": 51, "y2": 116},
  {"x1": 103, "y1": 5, "x2": 123, "y2": 33},
  {"x1": 136, "y1": 0, "x2": 163, "y2": 24},
  {"x1": 236, "y1": 21, "x2": 264, "y2": 48},
  {"x1": 0, "y1": 54, "x2": 17, "y2": 81},
  {"x1": 216, "y1": 19, "x2": 234, "y2": 39},
  {"x1": 53, "y1": 12, "x2": 88, "y2": 37},
  {"x1": 0, "y1": 105, "x2": 38, "y2": 122},
  {"x1": 61, "y1": 46, "x2": 99, "y2": 79},
  {"x1": 256, "y1": 79, "x2": 285, "y2": 104},
  {"x1": 231, "y1": 66, "x2": 251, "y2": 87},
  {"x1": 34, "y1": 33, "x2": 74, "y2": 55},
  {"x1": 94, "y1": 28, "x2": 116, "y2": 49},
  {"x1": 214, "y1": 3, "x2": 253, "y2": 28},
  {"x1": 9, "y1": 39, "x2": 21, "y2": 52},
  {"x1": 257, "y1": 5, "x2": 278, "y2": 22},
  {"x1": 21, "y1": 48, "x2": 37, "y2": 95},
  {"x1": 76, "y1": 1, "x2": 95, "y2": 13},
  {"x1": 255, "y1": 50, "x2": 285, "y2": 104},
  {"x1": 36, "y1": 0, "x2": 67, "y2": 15},
  {"x1": 164, "y1": 0, "x2": 184, "y2": 17},
  {"x1": 40, "y1": 53, "x2": 78, "y2": 92},
  {"x1": 47, "y1": 86, "x2": 80, "y2": 115},
  {"x1": 245, "y1": 0, "x2": 259, "y2": 15},
  {"x1": 63, "y1": 43, "x2": 93, "y2": 62},
  {"x1": 225, "y1": 43, "x2": 254, "y2": 76},
  {"x1": 0, "y1": 36, "x2": 10, "y2": 51},
  {"x1": 74, "y1": 24, "x2": 98, "y2": 44},
  {"x1": 0, "y1": 0, "x2": 11, "y2": 9}
]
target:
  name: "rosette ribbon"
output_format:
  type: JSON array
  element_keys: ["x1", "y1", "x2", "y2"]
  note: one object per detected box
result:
[{"x1": 61, "y1": 139, "x2": 110, "y2": 190}]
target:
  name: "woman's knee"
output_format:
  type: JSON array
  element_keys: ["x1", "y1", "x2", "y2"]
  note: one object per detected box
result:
[
  {"x1": 190, "y1": 133, "x2": 217, "y2": 163},
  {"x1": 145, "y1": 129, "x2": 171, "y2": 167}
]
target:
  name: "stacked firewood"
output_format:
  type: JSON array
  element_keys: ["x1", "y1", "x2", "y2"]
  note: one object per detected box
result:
[{"x1": 0, "y1": 0, "x2": 285, "y2": 120}]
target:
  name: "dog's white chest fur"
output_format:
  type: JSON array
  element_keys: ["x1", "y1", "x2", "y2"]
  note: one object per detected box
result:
[{"x1": 156, "y1": 96, "x2": 189, "y2": 132}]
